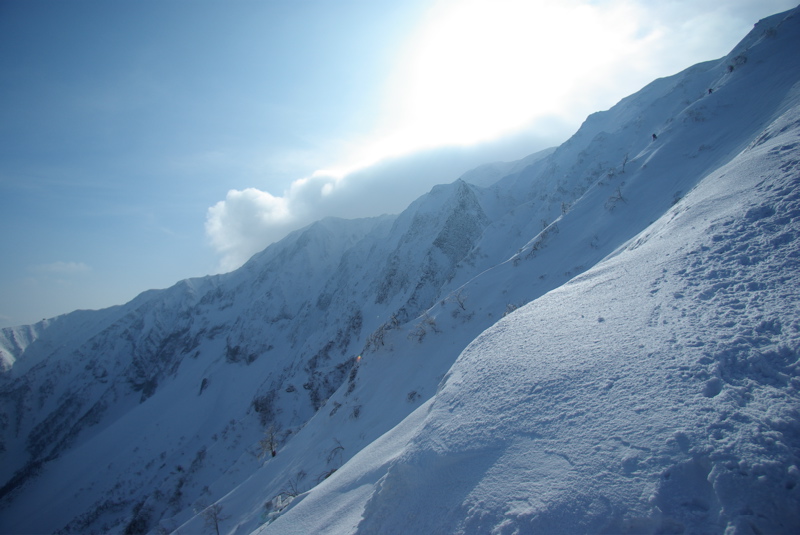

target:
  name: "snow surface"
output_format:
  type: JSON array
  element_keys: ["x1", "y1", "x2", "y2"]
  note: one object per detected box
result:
[
  {"x1": 267, "y1": 100, "x2": 800, "y2": 534},
  {"x1": 259, "y1": 9, "x2": 800, "y2": 534},
  {"x1": 1, "y1": 6, "x2": 799, "y2": 535},
  {"x1": 457, "y1": 146, "x2": 556, "y2": 187}
]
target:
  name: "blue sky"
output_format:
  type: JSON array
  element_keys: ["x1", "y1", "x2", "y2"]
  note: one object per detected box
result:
[{"x1": 1, "y1": 0, "x2": 796, "y2": 327}]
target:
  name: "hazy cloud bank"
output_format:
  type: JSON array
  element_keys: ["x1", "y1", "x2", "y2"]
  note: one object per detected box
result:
[{"x1": 205, "y1": 128, "x2": 564, "y2": 271}]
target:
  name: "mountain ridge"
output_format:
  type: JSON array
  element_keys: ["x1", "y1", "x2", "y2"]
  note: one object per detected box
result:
[{"x1": 1, "y1": 7, "x2": 799, "y2": 533}]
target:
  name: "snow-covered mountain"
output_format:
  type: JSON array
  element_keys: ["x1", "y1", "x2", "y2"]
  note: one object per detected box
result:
[{"x1": 2, "y1": 7, "x2": 799, "y2": 534}]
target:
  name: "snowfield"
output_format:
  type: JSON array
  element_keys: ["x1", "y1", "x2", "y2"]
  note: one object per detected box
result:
[
  {"x1": 267, "y1": 103, "x2": 800, "y2": 534},
  {"x1": 1, "y1": 7, "x2": 799, "y2": 535},
  {"x1": 261, "y1": 9, "x2": 800, "y2": 534}
]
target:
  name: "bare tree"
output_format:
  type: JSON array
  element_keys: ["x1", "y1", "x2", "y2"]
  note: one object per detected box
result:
[
  {"x1": 281, "y1": 471, "x2": 307, "y2": 499},
  {"x1": 454, "y1": 289, "x2": 467, "y2": 311},
  {"x1": 201, "y1": 504, "x2": 227, "y2": 535},
  {"x1": 326, "y1": 439, "x2": 344, "y2": 465},
  {"x1": 605, "y1": 186, "x2": 627, "y2": 211},
  {"x1": 258, "y1": 425, "x2": 279, "y2": 459}
]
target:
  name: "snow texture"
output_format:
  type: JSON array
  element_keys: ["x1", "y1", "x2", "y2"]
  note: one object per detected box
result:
[
  {"x1": 1, "y1": 7, "x2": 799, "y2": 535},
  {"x1": 287, "y1": 106, "x2": 800, "y2": 534}
]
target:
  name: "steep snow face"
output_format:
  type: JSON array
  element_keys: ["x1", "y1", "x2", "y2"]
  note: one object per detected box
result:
[
  {"x1": 454, "y1": 7, "x2": 800, "y2": 294},
  {"x1": 264, "y1": 48, "x2": 800, "y2": 535},
  {"x1": 258, "y1": 9, "x2": 800, "y2": 535},
  {"x1": 458, "y1": 146, "x2": 556, "y2": 187},
  {"x1": 0, "y1": 181, "x2": 495, "y2": 533},
  {"x1": 0, "y1": 214, "x2": 404, "y2": 533},
  {"x1": 1, "y1": 7, "x2": 799, "y2": 535},
  {"x1": 371, "y1": 180, "x2": 490, "y2": 321}
]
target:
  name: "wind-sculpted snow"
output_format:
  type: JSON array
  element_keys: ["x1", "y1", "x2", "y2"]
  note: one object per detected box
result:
[
  {"x1": 2, "y1": 7, "x2": 800, "y2": 535},
  {"x1": 261, "y1": 9, "x2": 800, "y2": 535},
  {"x1": 266, "y1": 61, "x2": 800, "y2": 535}
]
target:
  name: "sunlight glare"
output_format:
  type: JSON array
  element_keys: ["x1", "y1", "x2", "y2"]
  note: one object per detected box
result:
[{"x1": 366, "y1": 0, "x2": 653, "y2": 161}]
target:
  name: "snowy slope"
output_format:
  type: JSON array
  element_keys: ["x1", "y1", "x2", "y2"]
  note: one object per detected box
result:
[
  {"x1": 257, "y1": 9, "x2": 800, "y2": 535},
  {"x1": 0, "y1": 6, "x2": 799, "y2": 535},
  {"x1": 267, "y1": 89, "x2": 800, "y2": 534},
  {"x1": 263, "y1": 95, "x2": 800, "y2": 533},
  {"x1": 457, "y1": 146, "x2": 556, "y2": 187}
]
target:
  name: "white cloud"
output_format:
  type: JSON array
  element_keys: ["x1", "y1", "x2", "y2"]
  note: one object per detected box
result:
[
  {"x1": 31, "y1": 261, "x2": 91, "y2": 274},
  {"x1": 205, "y1": 188, "x2": 296, "y2": 271}
]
